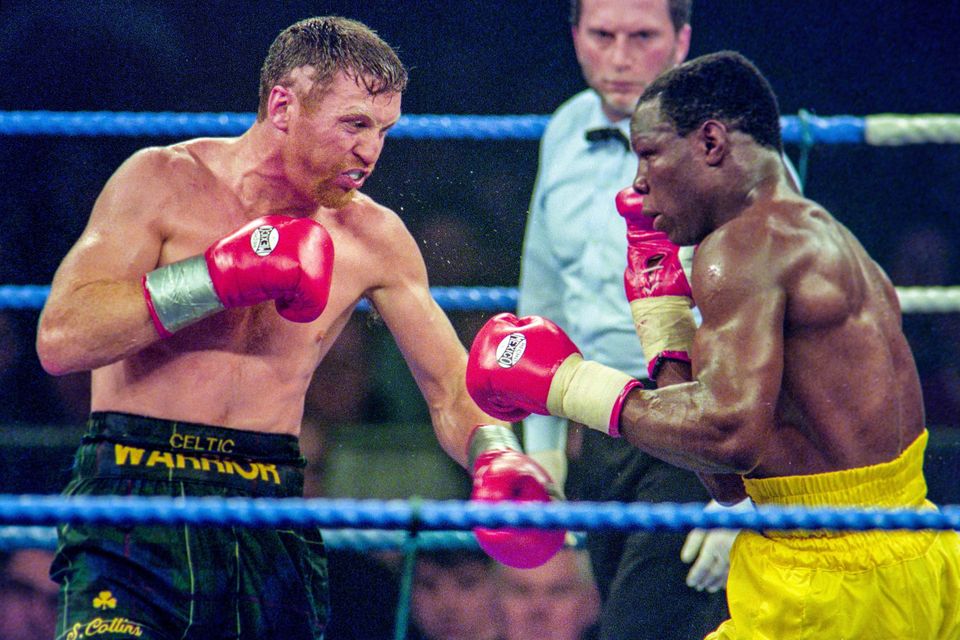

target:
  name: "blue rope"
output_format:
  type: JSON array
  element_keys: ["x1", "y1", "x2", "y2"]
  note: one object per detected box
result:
[
  {"x1": 0, "y1": 495, "x2": 957, "y2": 532},
  {"x1": 0, "y1": 285, "x2": 49, "y2": 309},
  {"x1": 356, "y1": 286, "x2": 518, "y2": 313},
  {"x1": 7, "y1": 284, "x2": 960, "y2": 315},
  {"x1": 795, "y1": 108, "x2": 815, "y2": 188},
  {"x1": 0, "y1": 524, "x2": 484, "y2": 552},
  {"x1": 779, "y1": 113, "x2": 864, "y2": 146},
  {"x1": 0, "y1": 110, "x2": 864, "y2": 145},
  {"x1": 0, "y1": 526, "x2": 584, "y2": 553},
  {"x1": 0, "y1": 285, "x2": 518, "y2": 311}
]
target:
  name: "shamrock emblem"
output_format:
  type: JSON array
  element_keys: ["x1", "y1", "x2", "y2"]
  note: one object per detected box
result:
[{"x1": 93, "y1": 590, "x2": 117, "y2": 610}]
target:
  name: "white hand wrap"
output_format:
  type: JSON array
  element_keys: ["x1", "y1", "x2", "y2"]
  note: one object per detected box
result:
[
  {"x1": 629, "y1": 296, "x2": 696, "y2": 377},
  {"x1": 546, "y1": 354, "x2": 638, "y2": 436}
]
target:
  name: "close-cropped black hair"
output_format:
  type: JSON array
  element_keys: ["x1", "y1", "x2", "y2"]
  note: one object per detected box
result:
[{"x1": 637, "y1": 50, "x2": 783, "y2": 152}]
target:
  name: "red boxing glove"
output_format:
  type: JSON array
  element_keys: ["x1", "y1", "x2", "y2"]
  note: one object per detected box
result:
[
  {"x1": 206, "y1": 216, "x2": 334, "y2": 323},
  {"x1": 466, "y1": 313, "x2": 581, "y2": 423},
  {"x1": 143, "y1": 215, "x2": 334, "y2": 337},
  {"x1": 466, "y1": 313, "x2": 639, "y2": 436},
  {"x1": 616, "y1": 187, "x2": 696, "y2": 379},
  {"x1": 616, "y1": 187, "x2": 692, "y2": 300},
  {"x1": 468, "y1": 424, "x2": 565, "y2": 569}
]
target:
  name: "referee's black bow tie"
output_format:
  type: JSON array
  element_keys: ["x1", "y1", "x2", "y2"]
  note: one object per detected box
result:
[{"x1": 585, "y1": 126, "x2": 631, "y2": 151}]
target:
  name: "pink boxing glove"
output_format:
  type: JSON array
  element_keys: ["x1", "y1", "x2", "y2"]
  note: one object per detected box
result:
[
  {"x1": 466, "y1": 313, "x2": 640, "y2": 437},
  {"x1": 466, "y1": 313, "x2": 582, "y2": 423},
  {"x1": 143, "y1": 215, "x2": 334, "y2": 337},
  {"x1": 205, "y1": 215, "x2": 334, "y2": 322},
  {"x1": 616, "y1": 187, "x2": 692, "y2": 300},
  {"x1": 468, "y1": 424, "x2": 565, "y2": 569},
  {"x1": 616, "y1": 187, "x2": 696, "y2": 379}
]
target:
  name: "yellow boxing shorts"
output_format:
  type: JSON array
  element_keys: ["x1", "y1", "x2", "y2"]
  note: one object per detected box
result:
[{"x1": 707, "y1": 430, "x2": 960, "y2": 640}]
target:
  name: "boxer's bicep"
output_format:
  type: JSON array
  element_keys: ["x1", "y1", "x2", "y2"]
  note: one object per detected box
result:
[
  {"x1": 38, "y1": 151, "x2": 171, "y2": 373},
  {"x1": 690, "y1": 238, "x2": 787, "y2": 453},
  {"x1": 61, "y1": 149, "x2": 169, "y2": 287}
]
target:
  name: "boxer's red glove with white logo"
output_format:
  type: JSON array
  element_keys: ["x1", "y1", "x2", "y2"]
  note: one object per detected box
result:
[
  {"x1": 143, "y1": 215, "x2": 334, "y2": 337},
  {"x1": 466, "y1": 313, "x2": 641, "y2": 437},
  {"x1": 616, "y1": 187, "x2": 696, "y2": 379},
  {"x1": 468, "y1": 424, "x2": 565, "y2": 569}
]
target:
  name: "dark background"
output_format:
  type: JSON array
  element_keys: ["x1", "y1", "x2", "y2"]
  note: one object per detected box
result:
[
  {"x1": 0, "y1": 0, "x2": 959, "y2": 433},
  {"x1": 2, "y1": 1, "x2": 958, "y2": 282}
]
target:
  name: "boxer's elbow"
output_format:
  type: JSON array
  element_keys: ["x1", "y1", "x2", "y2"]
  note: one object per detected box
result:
[
  {"x1": 698, "y1": 403, "x2": 766, "y2": 474},
  {"x1": 36, "y1": 318, "x2": 86, "y2": 376},
  {"x1": 707, "y1": 436, "x2": 761, "y2": 476}
]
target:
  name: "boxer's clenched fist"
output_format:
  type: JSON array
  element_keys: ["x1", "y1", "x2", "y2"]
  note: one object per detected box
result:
[
  {"x1": 616, "y1": 187, "x2": 696, "y2": 379},
  {"x1": 468, "y1": 424, "x2": 565, "y2": 569},
  {"x1": 466, "y1": 313, "x2": 640, "y2": 436},
  {"x1": 143, "y1": 215, "x2": 334, "y2": 337}
]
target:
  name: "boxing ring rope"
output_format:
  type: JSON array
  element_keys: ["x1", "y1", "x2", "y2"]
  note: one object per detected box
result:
[
  {"x1": 3, "y1": 109, "x2": 959, "y2": 638},
  {"x1": 3, "y1": 284, "x2": 960, "y2": 313},
  {"x1": 1, "y1": 108, "x2": 959, "y2": 537},
  {"x1": 2, "y1": 111, "x2": 960, "y2": 312},
  {"x1": 2, "y1": 110, "x2": 960, "y2": 144},
  {"x1": 1, "y1": 494, "x2": 958, "y2": 530},
  {"x1": 0, "y1": 524, "x2": 485, "y2": 553}
]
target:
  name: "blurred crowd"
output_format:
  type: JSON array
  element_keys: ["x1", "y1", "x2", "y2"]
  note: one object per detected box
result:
[
  {"x1": 0, "y1": 550, "x2": 58, "y2": 640},
  {"x1": 0, "y1": 545, "x2": 601, "y2": 640}
]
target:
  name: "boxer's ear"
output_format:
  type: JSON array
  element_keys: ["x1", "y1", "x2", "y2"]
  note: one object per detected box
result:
[
  {"x1": 266, "y1": 85, "x2": 296, "y2": 132},
  {"x1": 699, "y1": 120, "x2": 728, "y2": 166}
]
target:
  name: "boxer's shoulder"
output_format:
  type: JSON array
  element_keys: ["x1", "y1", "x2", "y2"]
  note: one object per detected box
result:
[
  {"x1": 330, "y1": 190, "x2": 395, "y2": 223},
  {"x1": 120, "y1": 137, "x2": 239, "y2": 188},
  {"x1": 322, "y1": 191, "x2": 415, "y2": 257}
]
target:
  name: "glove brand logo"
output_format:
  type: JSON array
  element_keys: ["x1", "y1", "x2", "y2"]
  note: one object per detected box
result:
[
  {"x1": 250, "y1": 225, "x2": 280, "y2": 256},
  {"x1": 496, "y1": 333, "x2": 526, "y2": 368}
]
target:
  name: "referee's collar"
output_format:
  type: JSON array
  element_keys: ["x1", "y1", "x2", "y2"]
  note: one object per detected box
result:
[
  {"x1": 584, "y1": 126, "x2": 631, "y2": 151},
  {"x1": 583, "y1": 103, "x2": 631, "y2": 152}
]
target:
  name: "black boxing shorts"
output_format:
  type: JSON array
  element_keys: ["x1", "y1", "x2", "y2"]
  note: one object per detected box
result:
[{"x1": 51, "y1": 412, "x2": 328, "y2": 640}]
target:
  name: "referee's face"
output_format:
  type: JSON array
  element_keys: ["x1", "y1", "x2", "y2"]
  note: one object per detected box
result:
[{"x1": 572, "y1": 0, "x2": 690, "y2": 122}]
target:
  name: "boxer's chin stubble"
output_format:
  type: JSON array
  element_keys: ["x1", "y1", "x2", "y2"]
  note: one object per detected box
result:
[
  {"x1": 312, "y1": 167, "x2": 356, "y2": 210},
  {"x1": 314, "y1": 182, "x2": 355, "y2": 210}
]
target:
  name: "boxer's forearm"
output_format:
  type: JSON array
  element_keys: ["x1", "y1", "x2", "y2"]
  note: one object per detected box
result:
[
  {"x1": 428, "y1": 390, "x2": 502, "y2": 470},
  {"x1": 429, "y1": 415, "x2": 470, "y2": 469},
  {"x1": 37, "y1": 279, "x2": 166, "y2": 375},
  {"x1": 618, "y1": 379, "x2": 758, "y2": 475}
]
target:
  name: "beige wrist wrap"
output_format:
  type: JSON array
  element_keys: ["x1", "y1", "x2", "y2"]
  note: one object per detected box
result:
[
  {"x1": 629, "y1": 296, "x2": 696, "y2": 374},
  {"x1": 546, "y1": 354, "x2": 637, "y2": 436}
]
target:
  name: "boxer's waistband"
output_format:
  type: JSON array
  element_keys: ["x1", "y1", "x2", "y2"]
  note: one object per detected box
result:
[{"x1": 72, "y1": 411, "x2": 306, "y2": 497}]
